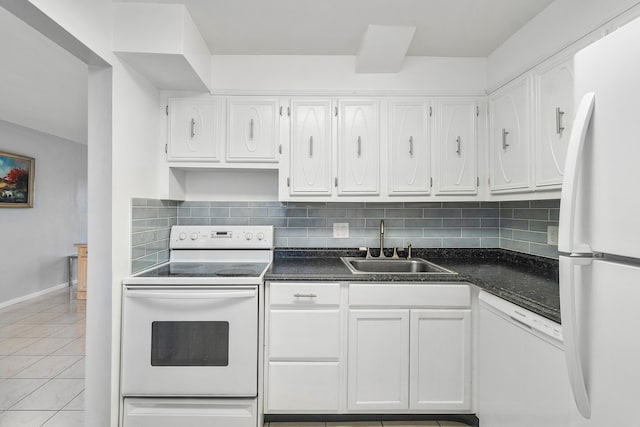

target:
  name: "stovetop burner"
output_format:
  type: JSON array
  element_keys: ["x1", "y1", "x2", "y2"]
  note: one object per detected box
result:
[{"x1": 136, "y1": 262, "x2": 270, "y2": 278}]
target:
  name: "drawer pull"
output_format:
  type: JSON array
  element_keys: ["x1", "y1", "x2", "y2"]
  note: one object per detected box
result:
[{"x1": 293, "y1": 293, "x2": 317, "y2": 298}]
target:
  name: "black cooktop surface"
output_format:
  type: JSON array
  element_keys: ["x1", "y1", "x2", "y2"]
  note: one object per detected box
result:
[{"x1": 137, "y1": 262, "x2": 270, "y2": 278}]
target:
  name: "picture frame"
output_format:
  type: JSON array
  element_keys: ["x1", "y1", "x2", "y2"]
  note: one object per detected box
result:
[{"x1": 0, "y1": 150, "x2": 35, "y2": 208}]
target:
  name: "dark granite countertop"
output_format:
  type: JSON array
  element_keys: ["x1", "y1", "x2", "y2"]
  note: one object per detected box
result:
[{"x1": 265, "y1": 248, "x2": 560, "y2": 323}]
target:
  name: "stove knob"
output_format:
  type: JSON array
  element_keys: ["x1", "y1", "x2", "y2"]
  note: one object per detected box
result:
[
  {"x1": 179, "y1": 232, "x2": 187, "y2": 240},
  {"x1": 245, "y1": 232, "x2": 253, "y2": 240},
  {"x1": 257, "y1": 232, "x2": 265, "y2": 241},
  {"x1": 190, "y1": 232, "x2": 199, "y2": 240}
]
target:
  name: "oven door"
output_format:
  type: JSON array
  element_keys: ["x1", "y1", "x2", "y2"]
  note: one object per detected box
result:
[{"x1": 122, "y1": 286, "x2": 258, "y2": 396}]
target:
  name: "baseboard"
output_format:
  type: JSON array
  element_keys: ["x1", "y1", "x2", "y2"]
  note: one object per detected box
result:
[{"x1": 0, "y1": 281, "x2": 75, "y2": 309}]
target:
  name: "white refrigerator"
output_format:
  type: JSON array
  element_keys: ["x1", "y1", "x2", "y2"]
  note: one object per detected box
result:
[{"x1": 559, "y1": 15, "x2": 640, "y2": 426}]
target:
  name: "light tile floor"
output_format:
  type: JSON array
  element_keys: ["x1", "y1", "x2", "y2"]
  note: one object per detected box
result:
[{"x1": 0, "y1": 289, "x2": 85, "y2": 426}]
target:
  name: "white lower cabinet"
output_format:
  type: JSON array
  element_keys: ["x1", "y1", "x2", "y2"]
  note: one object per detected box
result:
[
  {"x1": 265, "y1": 282, "x2": 472, "y2": 415},
  {"x1": 267, "y1": 362, "x2": 341, "y2": 411},
  {"x1": 347, "y1": 310, "x2": 410, "y2": 410},
  {"x1": 347, "y1": 283, "x2": 472, "y2": 413},
  {"x1": 410, "y1": 310, "x2": 471, "y2": 411},
  {"x1": 265, "y1": 282, "x2": 343, "y2": 413}
]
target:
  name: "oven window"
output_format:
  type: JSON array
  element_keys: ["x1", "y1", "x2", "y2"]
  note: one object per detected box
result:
[{"x1": 151, "y1": 321, "x2": 229, "y2": 366}]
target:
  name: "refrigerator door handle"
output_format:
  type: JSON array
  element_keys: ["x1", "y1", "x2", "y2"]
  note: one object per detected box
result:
[
  {"x1": 560, "y1": 256, "x2": 592, "y2": 419},
  {"x1": 558, "y1": 92, "x2": 595, "y2": 254}
]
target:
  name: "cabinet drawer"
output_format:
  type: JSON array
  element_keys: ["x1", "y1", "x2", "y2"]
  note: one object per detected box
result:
[
  {"x1": 349, "y1": 283, "x2": 470, "y2": 308},
  {"x1": 266, "y1": 362, "x2": 340, "y2": 412},
  {"x1": 269, "y1": 283, "x2": 341, "y2": 306},
  {"x1": 269, "y1": 309, "x2": 341, "y2": 360}
]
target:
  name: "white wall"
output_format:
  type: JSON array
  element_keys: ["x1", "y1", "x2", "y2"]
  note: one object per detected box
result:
[
  {"x1": 0, "y1": 120, "x2": 87, "y2": 305},
  {"x1": 5, "y1": 1, "x2": 164, "y2": 425},
  {"x1": 487, "y1": 0, "x2": 640, "y2": 90},
  {"x1": 211, "y1": 55, "x2": 487, "y2": 94}
]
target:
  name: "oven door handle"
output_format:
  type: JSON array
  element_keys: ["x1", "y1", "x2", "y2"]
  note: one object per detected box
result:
[{"x1": 125, "y1": 289, "x2": 257, "y2": 299}]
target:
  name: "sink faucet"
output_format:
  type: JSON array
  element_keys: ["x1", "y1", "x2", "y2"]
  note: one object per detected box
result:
[{"x1": 379, "y1": 219, "x2": 386, "y2": 258}]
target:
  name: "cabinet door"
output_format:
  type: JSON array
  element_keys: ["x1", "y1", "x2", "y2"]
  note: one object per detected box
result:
[
  {"x1": 388, "y1": 100, "x2": 431, "y2": 195},
  {"x1": 489, "y1": 76, "x2": 532, "y2": 192},
  {"x1": 168, "y1": 98, "x2": 219, "y2": 161},
  {"x1": 268, "y1": 309, "x2": 341, "y2": 360},
  {"x1": 227, "y1": 97, "x2": 279, "y2": 162},
  {"x1": 289, "y1": 99, "x2": 333, "y2": 195},
  {"x1": 266, "y1": 362, "x2": 341, "y2": 412},
  {"x1": 337, "y1": 100, "x2": 380, "y2": 195},
  {"x1": 433, "y1": 98, "x2": 478, "y2": 195},
  {"x1": 535, "y1": 58, "x2": 574, "y2": 189},
  {"x1": 410, "y1": 309, "x2": 471, "y2": 411},
  {"x1": 348, "y1": 310, "x2": 409, "y2": 410}
]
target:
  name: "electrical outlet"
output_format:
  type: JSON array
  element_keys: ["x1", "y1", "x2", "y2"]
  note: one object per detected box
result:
[
  {"x1": 547, "y1": 225, "x2": 559, "y2": 245},
  {"x1": 333, "y1": 223, "x2": 349, "y2": 238}
]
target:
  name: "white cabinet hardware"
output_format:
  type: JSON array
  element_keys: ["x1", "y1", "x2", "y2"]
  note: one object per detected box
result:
[
  {"x1": 502, "y1": 128, "x2": 510, "y2": 149},
  {"x1": 293, "y1": 293, "x2": 317, "y2": 298},
  {"x1": 556, "y1": 107, "x2": 565, "y2": 134}
]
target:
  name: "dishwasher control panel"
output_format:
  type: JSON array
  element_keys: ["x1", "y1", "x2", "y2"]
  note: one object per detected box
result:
[{"x1": 479, "y1": 291, "x2": 563, "y2": 342}]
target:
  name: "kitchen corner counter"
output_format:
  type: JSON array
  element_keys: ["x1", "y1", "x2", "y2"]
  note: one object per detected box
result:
[{"x1": 265, "y1": 248, "x2": 560, "y2": 323}]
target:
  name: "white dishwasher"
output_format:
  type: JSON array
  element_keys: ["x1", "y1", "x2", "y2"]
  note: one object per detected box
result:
[{"x1": 477, "y1": 291, "x2": 576, "y2": 427}]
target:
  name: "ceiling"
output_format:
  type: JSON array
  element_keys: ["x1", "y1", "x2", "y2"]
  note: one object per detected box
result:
[
  {"x1": 0, "y1": 6, "x2": 88, "y2": 145},
  {"x1": 118, "y1": 0, "x2": 555, "y2": 57}
]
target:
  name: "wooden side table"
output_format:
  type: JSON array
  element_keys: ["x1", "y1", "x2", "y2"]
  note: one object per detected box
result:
[{"x1": 75, "y1": 244, "x2": 88, "y2": 300}]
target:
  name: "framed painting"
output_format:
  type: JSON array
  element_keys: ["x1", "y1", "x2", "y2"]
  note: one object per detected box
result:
[{"x1": 0, "y1": 150, "x2": 35, "y2": 208}]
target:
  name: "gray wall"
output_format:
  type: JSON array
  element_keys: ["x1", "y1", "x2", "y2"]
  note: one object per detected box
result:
[
  {"x1": 130, "y1": 198, "x2": 561, "y2": 273},
  {"x1": 131, "y1": 198, "x2": 177, "y2": 273},
  {"x1": 499, "y1": 199, "x2": 560, "y2": 258},
  {"x1": 0, "y1": 120, "x2": 87, "y2": 306},
  {"x1": 178, "y1": 201, "x2": 500, "y2": 250}
]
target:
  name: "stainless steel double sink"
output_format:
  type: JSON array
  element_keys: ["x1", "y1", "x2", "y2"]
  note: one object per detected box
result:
[{"x1": 341, "y1": 257, "x2": 457, "y2": 275}]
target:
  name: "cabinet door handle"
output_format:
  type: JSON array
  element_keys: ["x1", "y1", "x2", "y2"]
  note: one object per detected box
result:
[
  {"x1": 309, "y1": 136, "x2": 313, "y2": 157},
  {"x1": 293, "y1": 293, "x2": 317, "y2": 298},
  {"x1": 502, "y1": 128, "x2": 510, "y2": 150},
  {"x1": 456, "y1": 136, "x2": 461, "y2": 156},
  {"x1": 409, "y1": 136, "x2": 414, "y2": 156},
  {"x1": 556, "y1": 107, "x2": 566, "y2": 134},
  {"x1": 357, "y1": 136, "x2": 362, "y2": 157},
  {"x1": 249, "y1": 118, "x2": 254, "y2": 140},
  {"x1": 190, "y1": 118, "x2": 196, "y2": 138}
]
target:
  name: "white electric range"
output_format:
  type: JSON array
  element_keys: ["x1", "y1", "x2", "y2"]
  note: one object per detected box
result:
[{"x1": 121, "y1": 225, "x2": 273, "y2": 427}]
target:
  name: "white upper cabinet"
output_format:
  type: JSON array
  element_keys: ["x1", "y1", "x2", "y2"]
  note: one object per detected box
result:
[
  {"x1": 167, "y1": 97, "x2": 220, "y2": 161},
  {"x1": 433, "y1": 98, "x2": 478, "y2": 195},
  {"x1": 388, "y1": 100, "x2": 431, "y2": 195},
  {"x1": 289, "y1": 99, "x2": 333, "y2": 196},
  {"x1": 534, "y1": 57, "x2": 574, "y2": 189},
  {"x1": 489, "y1": 75, "x2": 532, "y2": 192},
  {"x1": 337, "y1": 99, "x2": 380, "y2": 195},
  {"x1": 227, "y1": 97, "x2": 280, "y2": 163}
]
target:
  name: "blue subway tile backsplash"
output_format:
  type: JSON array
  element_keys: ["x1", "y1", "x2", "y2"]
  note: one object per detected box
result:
[{"x1": 130, "y1": 198, "x2": 561, "y2": 273}]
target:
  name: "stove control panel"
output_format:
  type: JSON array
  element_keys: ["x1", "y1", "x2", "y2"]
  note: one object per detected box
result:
[{"x1": 170, "y1": 226, "x2": 274, "y2": 249}]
